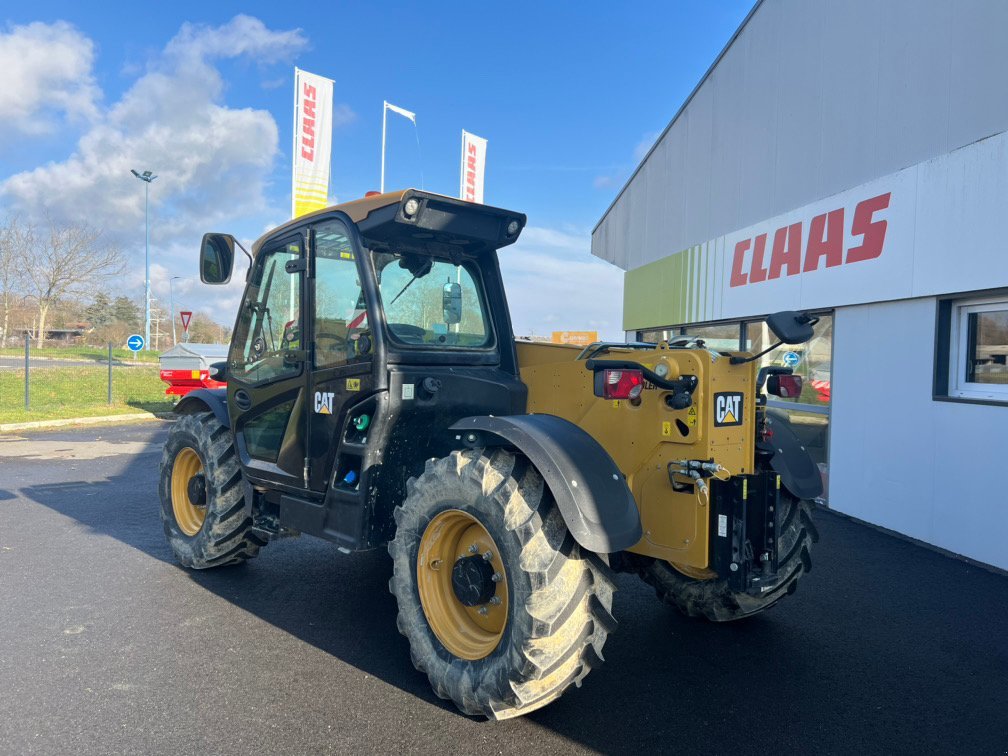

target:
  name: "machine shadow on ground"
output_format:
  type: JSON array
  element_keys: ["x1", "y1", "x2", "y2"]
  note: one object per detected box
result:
[{"x1": 17, "y1": 427, "x2": 1008, "y2": 753}]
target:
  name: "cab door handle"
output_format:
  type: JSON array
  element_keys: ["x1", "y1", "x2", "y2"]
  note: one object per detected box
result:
[{"x1": 234, "y1": 389, "x2": 252, "y2": 411}]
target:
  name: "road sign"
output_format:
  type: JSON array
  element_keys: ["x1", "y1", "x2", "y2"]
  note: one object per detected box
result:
[
  {"x1": 783, "y1": 351, "x2": 801, "y2": 368},
  {"x1": 180, "y1": 311, "x2": 192, "y2": 333},
  {"x1": 126, "y1": 334, "x2": 145, "y2": 352}
]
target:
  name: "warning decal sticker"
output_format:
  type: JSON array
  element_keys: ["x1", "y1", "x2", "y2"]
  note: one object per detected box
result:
[{"x1": 713, "y1": 392, "x2": 743, "y2": 427}]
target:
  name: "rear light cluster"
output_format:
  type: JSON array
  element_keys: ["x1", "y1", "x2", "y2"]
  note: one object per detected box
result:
[
  {"x1": 767, "y1": 374, "x2": 803, "y2": 398},
  {"x1": 599, "y1": 369, "x2": 644, "y2": 400}
]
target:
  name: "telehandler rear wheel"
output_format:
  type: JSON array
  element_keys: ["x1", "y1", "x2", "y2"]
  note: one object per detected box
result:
[
  {"x1": 388, "y1": 449, "x2": 617, "y2": 719},
  {"x1": 636, "y1": 491, "x2": 818, "y2": 622},
  {"x1": 159, "y1": 412, "x2": 266, "y2": 569}
]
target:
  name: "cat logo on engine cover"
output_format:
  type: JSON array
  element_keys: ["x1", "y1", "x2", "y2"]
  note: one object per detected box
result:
[{"x1": 714, "y1": 392, "x2": 743, "y2": 427}]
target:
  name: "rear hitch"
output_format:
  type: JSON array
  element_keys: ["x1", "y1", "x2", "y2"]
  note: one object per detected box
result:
[{"x1": 710, "y1": 471, "x2": 781, "y2": 594}]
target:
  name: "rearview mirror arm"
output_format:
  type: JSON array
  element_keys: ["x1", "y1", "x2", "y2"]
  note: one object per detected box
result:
[
  {"x1": 730, "y1": 340, "x2": 783, "y2": 365},
  {"x1": 234, "y1": 239, "x2": 252, "y2": 266}
]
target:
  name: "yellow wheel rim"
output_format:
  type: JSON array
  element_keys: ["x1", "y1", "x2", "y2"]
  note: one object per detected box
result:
[
  {"x1": 670, "y1": 561, "x2": 717, "y2": 581},
  {"x1": 416, "y1": 509, "x2": 509, "y2": 661},
  {"x1": 171, "y1": 447, "x2": 207, "y2": 537}
]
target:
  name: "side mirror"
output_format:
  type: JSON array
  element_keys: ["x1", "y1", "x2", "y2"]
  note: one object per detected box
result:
[
  {"x1": 208, "y1": 361, "x2": 229, "y2": 381},
  {"x1": 200, "y1": 233, "x2": 236, "y2": 285},
  {"x1": 766, "y1": 310, "x2": 818, "y2": 345},
  {"x1": 442, "y1": 281, "x2": 462, "y2": 325}
]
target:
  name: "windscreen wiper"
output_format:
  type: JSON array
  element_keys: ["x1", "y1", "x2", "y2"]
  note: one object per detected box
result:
[{"x1": 389, "y1": 274, "x2": 419, "y2": 306}]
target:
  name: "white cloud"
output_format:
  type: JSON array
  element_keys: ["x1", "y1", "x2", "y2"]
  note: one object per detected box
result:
[
  {"x1": 593, "y1": 129, "x2": 662, "y2": 193},
  {"x1": 500, "y1": 226, "x2": 625, "y2": 340},
  {"x1": 0, "y1": 21, "x2": 100, "y2": 134},
  {"x1": 164, "y1": 15, "x2": 307, "y2": 66},
  {"x1": 0, "y1": 16, "x2": 313, "y2": 328},
  {"x1": 332, "y1": 104, "x2": 357, "y2": 128},
  {"x1": 633, "y1": 130, "x2": 661, "y2": 162}
]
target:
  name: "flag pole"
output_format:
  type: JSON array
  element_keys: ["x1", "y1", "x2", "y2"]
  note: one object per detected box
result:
[{"x1": 380, "y1": 101, "x2": 388, "y2": 194}]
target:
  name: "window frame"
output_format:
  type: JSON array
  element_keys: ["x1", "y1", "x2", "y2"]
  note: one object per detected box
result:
[{"x1": 944, "y1": 294, "x2": 1008, "y2": 403}]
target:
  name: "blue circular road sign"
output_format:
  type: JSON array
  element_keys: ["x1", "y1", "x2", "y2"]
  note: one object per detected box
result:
[
  {"x1": 782, "y1": 351, "x2": 801, "y2": 368},
  {"x1": 126, "y1": 334, "x2": 145, "y2": 352}
]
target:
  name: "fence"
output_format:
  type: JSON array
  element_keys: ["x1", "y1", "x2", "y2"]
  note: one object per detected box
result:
[{"x1": 3, "y1": 335, "x2": 170, "y2": 423}]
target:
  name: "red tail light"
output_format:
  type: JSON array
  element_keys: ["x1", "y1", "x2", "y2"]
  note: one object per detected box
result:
[
  {"x1": 768, "y1": 374, "x2": 803, "y2": 398},
  {"x1": 600, "y1": 369, "x2": 644, "y2": 400}
]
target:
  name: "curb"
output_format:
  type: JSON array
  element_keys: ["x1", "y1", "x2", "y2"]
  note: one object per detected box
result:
[{"x1": 0, "y1": 412, "x2": 169, "y2": 433}]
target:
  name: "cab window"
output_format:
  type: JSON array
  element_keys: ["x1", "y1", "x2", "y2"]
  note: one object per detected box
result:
[
  {"x1": 313, "y1": 220, "x2": 370, "y2": 369},
  {"x1": 230, "y1": 239, "x2": 302, "y2": 385},
  {"x1": 375, "y1": 252, "x2": 491, "y2": 348}
]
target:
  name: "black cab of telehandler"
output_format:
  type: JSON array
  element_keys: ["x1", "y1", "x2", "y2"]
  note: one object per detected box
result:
[{"x1": 195, "y1": 191, "x2": 530, "y2": 547}]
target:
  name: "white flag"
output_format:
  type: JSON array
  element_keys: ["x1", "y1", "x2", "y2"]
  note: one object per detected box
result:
[
  {"x1": 292, "y1": 68, "x2": 334, "y2": 218},
  {"x1": 385, "y1": 102, "x2": 416, "y2": 122},
  {"x1": 460, "y1": 130, "x2": 488, "y2": 204}
]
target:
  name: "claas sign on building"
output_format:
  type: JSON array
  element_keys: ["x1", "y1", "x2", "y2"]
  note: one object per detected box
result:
[{"x1": 551, "y1": 330, "x2": 598, "y2": 347}]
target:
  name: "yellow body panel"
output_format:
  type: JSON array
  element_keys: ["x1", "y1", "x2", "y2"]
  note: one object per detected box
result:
[{"x1": 516, "y1": 341, "x2": 757, "y2": 568}]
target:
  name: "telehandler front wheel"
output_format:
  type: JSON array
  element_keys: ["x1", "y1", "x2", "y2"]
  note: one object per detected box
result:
[
  {"x1": 159, "y1": 412, "x2": 266, "y2": 569},
  {"x1": 635, "y1": 491, "x2": 818, "y2": 622},
  {"x1": 388, "y1": 449, "x2": 617, "y2": 720}
]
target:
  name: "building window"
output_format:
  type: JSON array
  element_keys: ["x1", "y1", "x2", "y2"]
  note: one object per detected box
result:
[
  {"x1": 942, "y1": 295, "x2": 1008, "y2": 402},
  {"x1": 681, "y1": 322, "x2": 744, "y2": 351}
]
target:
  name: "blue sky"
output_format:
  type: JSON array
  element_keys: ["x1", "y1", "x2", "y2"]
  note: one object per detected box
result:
[{"x1": 0, "y1": 1, "x2": 752, "y2": 339}]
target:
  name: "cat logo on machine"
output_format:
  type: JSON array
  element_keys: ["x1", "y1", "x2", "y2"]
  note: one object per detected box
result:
[
  {"x1": 314, "y1": 391, "x2": 335, "y2": 415},
  {"x1": 714, "y1": 392, "x2": 743, "y2": 427}
]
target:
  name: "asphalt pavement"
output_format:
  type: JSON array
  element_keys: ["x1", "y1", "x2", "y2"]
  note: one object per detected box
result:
[{"x1": 1, "y1": 422, "x2": 1006, "y2": 755}]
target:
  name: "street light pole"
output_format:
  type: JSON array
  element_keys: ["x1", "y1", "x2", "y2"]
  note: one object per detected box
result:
[
  {"x1": 169, "y1": 276, "x2": 182, "y2": 346},
  {"x1": 131, "y1": 169, "x2": 158, "y2": 350}
]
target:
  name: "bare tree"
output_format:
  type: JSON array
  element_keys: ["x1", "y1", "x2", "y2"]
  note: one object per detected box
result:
[
  {"x1": 22, "y1": 216, "x2": 124, "y2": 347},
  {"x1": 0, "y1": 218, "x2": 28, "y2": 345},
  {"x1": 186, "y1": 313, "x2": 231, "y2": 344}
]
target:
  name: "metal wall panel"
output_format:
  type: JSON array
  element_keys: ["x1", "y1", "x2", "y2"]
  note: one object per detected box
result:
[
  {"x1": 593, "y1": 0, "x2": 1008, "y2": 272},
  {"x1": 831, "y1": 298, "x2": 1008, "y2": 570}
]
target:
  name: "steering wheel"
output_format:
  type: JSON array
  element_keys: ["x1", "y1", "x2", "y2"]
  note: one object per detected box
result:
[{"x1": 388, "y1": 323, "x2": 426, "y2": 342}]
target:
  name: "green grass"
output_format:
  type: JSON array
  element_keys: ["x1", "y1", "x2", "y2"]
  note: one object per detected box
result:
[
  {"x1": 0, "y1": 345, "x2": 160, "y2": 363},
  {"x1": 0, "y1": 365, "x2": 174, "y2": 424}
]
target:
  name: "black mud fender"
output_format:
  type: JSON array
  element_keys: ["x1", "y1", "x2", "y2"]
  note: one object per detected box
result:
[
  {"x1": 759, "y1": 409, "x2": 823, "y2": 500},
  {"x1": 175, "y1": 388, "x2": 229, "y2": 427},
  {"x1": 451, "y1": 414, "x2": 642, "y2": 554}
]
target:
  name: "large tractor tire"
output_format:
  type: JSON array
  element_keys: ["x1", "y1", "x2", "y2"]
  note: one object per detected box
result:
[
  {"x1": 159, "y1": 412, "x2": 266, "y2": 569},
  {"x1": 388, "y1": 449, "x2": 616, "y2": 719},
  {"x1": 635, "y1": 491, "x2": 818, "y2": 622}
]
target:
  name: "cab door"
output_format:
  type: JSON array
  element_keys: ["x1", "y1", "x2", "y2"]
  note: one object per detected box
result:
[
  {"x1": 304, "y1": 217, "x2": 376, "y2": 492},
  {"x1": 226, "y1": 233, "x2": 309, "y2": 489}
]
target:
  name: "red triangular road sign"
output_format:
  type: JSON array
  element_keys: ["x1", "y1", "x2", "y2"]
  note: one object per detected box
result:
[{"x1": 180, "y1": 311, "x2": 192, "y2": 332}]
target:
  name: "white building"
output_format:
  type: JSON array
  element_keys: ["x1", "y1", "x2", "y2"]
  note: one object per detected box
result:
[{"x1": 592, "y1": 0, "x2": 1008, "y2": 570}]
